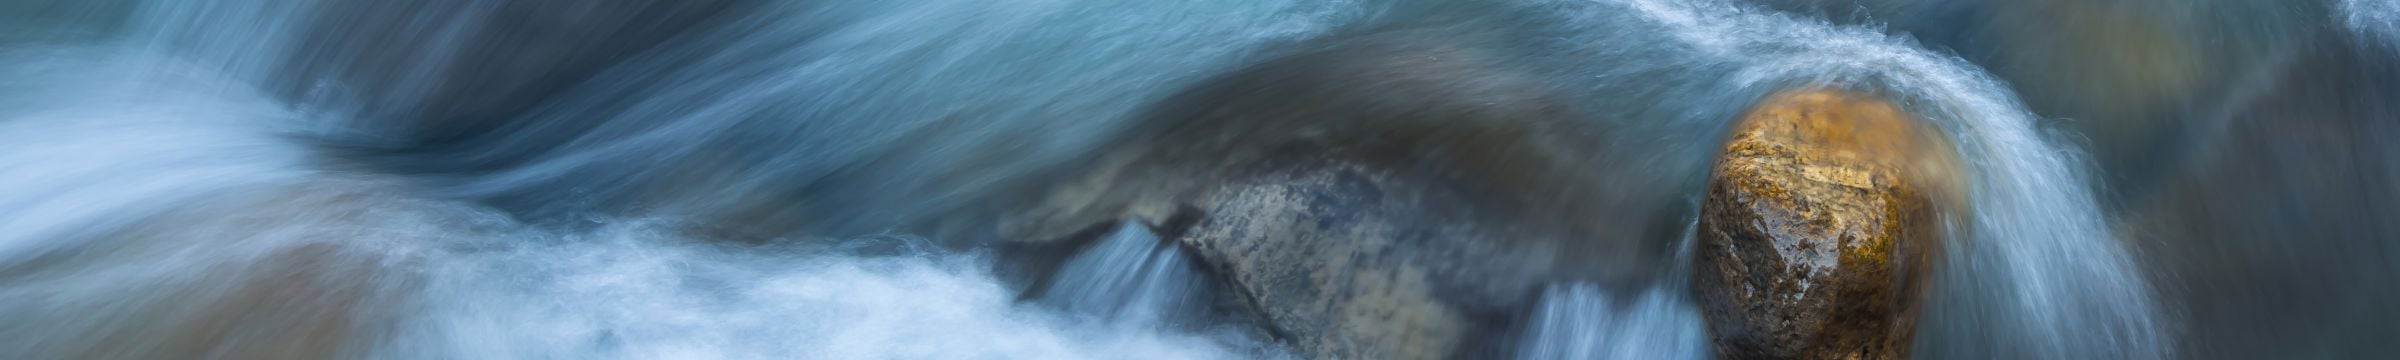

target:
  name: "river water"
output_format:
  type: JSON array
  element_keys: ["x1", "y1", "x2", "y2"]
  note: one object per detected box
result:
[{"x1": 0, "y1": 0, "x2": 2390, "y2": 358}]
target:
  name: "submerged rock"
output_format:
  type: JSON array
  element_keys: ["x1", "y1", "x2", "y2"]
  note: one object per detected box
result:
[
  {"x1": 999, "y1": 23, "x2": 1744, "y2": 358},
  {"x1": 0, "y1": 179, "x2": 463, "y2": 359},
  {"x1": 1693, "y1": 89, "x2": 1957, "y2": 359},
  {"x1": 1174, "y1": 164, "x2": 1540, "y2": 360}
]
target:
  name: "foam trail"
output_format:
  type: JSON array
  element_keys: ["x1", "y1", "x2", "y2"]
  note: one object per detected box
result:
[
  {"x1": 391, "y1": 225, "x2": 1274, "y2": 360},
  {"x1": 0, "y1": 47, "x2": 1274, "y2": 360}
]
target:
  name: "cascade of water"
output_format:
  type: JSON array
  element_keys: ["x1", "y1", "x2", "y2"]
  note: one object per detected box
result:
[
  {"x1": 1517, "y1": 284, "x2": 1710, "y2": 360},
  {"x1": 1040, "y1": 221, "x2": 1209, "y2": 325},
  {"x1": 1517, "y1": 222, "x2": 1708, "y2": 360}
]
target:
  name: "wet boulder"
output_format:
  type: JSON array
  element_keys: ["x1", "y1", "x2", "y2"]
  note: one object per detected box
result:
[
  {"x1": 1172, "y1": 163, "x2": 1553, "y2": 360},
  {"x1": 1693, "y1": 89, "x2": 1957, "y2": 359},
  {"x1": 997, "y1": 28, "x2": 1693, "y2": 359}
]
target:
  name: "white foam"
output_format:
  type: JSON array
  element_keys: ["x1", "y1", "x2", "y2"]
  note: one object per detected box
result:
[
  {"x1": 398, "y1": 224, "x2": 1273, "y2": 360},
  {"x1": 0, "y1": 49, "x2": 1274, "y2": 360}
]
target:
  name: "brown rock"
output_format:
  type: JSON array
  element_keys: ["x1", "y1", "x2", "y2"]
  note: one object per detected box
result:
[{"x1": 1693, "y1": 89, "x2": 1957, "y2": 359}]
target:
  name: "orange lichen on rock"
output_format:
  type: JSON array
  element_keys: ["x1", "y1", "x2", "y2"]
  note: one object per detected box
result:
[{"x1": 1694, "y1": 89, "x2": 1961, "y2": 360}]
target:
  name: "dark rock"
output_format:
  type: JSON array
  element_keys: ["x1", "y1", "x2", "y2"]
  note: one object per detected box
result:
[
  {"x1": 1000, "y1": 28, "x2": 1690, "y2": 359},
  {"x1": 1174, "y1": 164, "x2": 1545, "y2": 360},
  {"x1": 1003, "y1": 28, "x2": 1678, "y2": 278}
]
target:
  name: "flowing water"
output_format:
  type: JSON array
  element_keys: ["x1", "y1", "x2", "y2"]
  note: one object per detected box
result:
[
  {"x1": 1517, "y1": 221, "x2": 1709, "y2": 360},
  {"x1": 1506, "y1": 0, "x2": 2164, "y2": 358},
  {"x1": 0, "y1": 0, "x2": 1329, "y2": 358},
  {"x1": 0, "y1": 49, "x2": 1279, "y2": 358},
  {"x1": 1038, "y1": 221, "x2": 1208, "y2": 327},
  {"x1": 0, "y1": 0, "x2": 2383, "y2": 358},
  {"x1": 2351, "y1": 0, "x2": 2400, "y2": 46}
]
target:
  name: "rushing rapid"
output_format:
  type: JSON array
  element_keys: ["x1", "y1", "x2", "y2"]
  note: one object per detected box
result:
[
  {"x1": 0, "y1": 48, "x2": 1281, "y2": 359},
  {"x1": 3, "y1": 0, "x2": 2394, "y2": 358}
]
